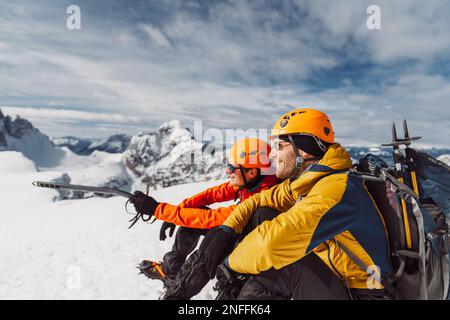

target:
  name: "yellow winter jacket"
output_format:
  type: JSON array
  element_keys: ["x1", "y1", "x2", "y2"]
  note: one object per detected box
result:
[{"x1": 223, "y1": 144, "x2": 392, "y2": 289}]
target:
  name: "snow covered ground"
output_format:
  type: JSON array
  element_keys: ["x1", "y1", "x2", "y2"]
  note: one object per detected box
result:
[{"x1": 0, "y1": 151, "x2": 224, "y2": 300}]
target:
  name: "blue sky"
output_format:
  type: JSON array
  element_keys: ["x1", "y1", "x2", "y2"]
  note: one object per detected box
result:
[{"x1": 1, "y1": 0, "x2": 449, "y2": 146}]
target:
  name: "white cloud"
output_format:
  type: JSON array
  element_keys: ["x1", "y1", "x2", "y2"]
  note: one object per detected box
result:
[
  {"x1": 303, "y1": 0, "x2": 450, "y2": 63},
  {"x1": 0, "y1": 1, "x2": 449, "y2": 146},
  {"x1": 140, "y1": 24, "x2": 172, "y2": 47},
  {"x1": 1, "y1": 106, "x2": 149, "y2": 125}
]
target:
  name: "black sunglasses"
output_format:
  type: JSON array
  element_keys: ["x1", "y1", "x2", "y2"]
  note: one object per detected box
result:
[{"x1": 226, "y1": 163, "x2": 240, "y2": 172}]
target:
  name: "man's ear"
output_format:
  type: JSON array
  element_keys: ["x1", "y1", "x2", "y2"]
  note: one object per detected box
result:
[
  {"x1": 298, "y1": 148, "x2": 313, "y2": 159},
  {"x1": 250, "y1": 168, "x2": 259, "y2": 179}
]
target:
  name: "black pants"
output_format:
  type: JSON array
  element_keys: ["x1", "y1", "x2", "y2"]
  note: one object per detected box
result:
[
  {"x1": 237, "y1": 252, "x2": 350, "y2": 300},
  {"x1": 162, "y1": 207, "x2": 279, "y2": 300},
  {"x1": 163, "y1": 227, "x2": 208, "y2": 278}
]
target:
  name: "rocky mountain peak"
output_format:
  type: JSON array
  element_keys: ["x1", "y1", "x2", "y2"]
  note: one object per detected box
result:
[{"x1": 124, "y1": 120, "x2": 226, "y2": 189}]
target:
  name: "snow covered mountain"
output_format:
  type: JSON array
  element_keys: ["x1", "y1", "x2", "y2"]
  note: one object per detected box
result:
[
  {"x1": 1, "y1": 107, "x2": 448, "y2": 201},
  {"x1": 51, "y1": 120, "x2": 228, "y2": 192},
  {"x1": 50, "y1": 120, "x2": 228, "y2": 200},
  {"x1": 345, "y1": 146, "x2": 450, "y2": 161},
  {"x1": 0, "y1": 108, "x2": 65, "y2": 167},
  {"x1": 0, "y1": 109, "x2": 132, "y2": 200},
  {"x1": 124, "y1": 120, "x2": 227, "y2": 191},
  {"x1": 0, "y1": 109, "x2": 226, "y2": 200},
  {"x1": 52, "y1": 134, "x2": 131, "y2": 155},
  {"x1": 50, "y1": 136, "x2": 92, "y2": 155}
]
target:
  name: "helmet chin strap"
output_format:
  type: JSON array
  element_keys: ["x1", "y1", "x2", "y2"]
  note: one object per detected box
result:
[
  {"x1": 288, "y1": 135, "x2": 321, "y2": 180},
  {"x1": 288, "y1": 135, "x2": 303, "y2": 179},
  {"x1": 238, "y1": 165, "x2": 247, "y2": 187},
  {"x1": 235, "y1": 165, "x2": 263, "y2": 201},
  {"x1": 234, "y1": 165, "x2": 248, "y2": 202}
]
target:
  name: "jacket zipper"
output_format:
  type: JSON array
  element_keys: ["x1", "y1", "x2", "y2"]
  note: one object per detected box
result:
[{"x1": 324, "y1": 242, "x2": 345, "y2": 279}]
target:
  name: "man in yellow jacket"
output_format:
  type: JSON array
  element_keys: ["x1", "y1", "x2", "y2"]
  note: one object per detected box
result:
[
  {"x1": 198, "y1": 108, "x2": 393, "y2": 300},
  {"x1": 163, "y1": 108, "x2": 393, "y2": 300}
]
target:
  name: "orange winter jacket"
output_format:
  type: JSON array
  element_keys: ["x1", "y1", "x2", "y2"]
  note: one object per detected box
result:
[{"x1": 154, "y1": 175, "x2": 279, "y2": 229}]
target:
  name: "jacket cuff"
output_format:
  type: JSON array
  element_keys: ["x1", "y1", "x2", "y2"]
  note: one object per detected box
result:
[
  {"x1": 154, "y1": 203, "x2": 162, "y2": 219},
  {"x1": 218, "y1": 225, "x2": 237, "y2": 235}
]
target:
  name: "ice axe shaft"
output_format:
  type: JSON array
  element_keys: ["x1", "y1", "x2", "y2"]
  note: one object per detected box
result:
[{"x1": 32, "y1": 181, "x2": 134, "y2": 199}]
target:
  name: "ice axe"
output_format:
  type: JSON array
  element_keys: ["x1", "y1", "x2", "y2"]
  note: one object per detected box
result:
[
  {"x1": 32, "y1": 181, "x2": 155, "y2": 228},
  {"x1": 382, "y1": 119, "x2": 421, "y2": 273},
  {"x1": 32, "y1": 180, "x2": 134, "y2": 198}
]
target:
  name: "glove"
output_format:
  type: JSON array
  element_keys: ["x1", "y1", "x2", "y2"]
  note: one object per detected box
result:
[
  {"x1": 214, "y1": 262, "x2": 248, "y2": 299},
  {"x1": 130, "y1": 191, "x2": 159, "y2": 217},
  {"x1": 199, "y1": 226, "x2": 237, "y2": 279},
  {"x1": 160, "y1": 221, "x2": 176, "y2": 241}
]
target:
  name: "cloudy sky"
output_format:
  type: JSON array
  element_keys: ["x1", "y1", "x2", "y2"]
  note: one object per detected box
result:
[{"x1": 1, "y1": 0, "x2": 449, "y2": 146}]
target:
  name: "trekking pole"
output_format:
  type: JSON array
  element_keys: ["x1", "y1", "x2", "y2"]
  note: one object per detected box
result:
[{"x1": 32, "y1": 181, "x2": 134, "y2": 198}]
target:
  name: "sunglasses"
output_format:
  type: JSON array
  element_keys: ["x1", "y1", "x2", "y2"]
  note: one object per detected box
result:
[{"x1": 226, "y1": 163, "x2": 240, "y2": 172}]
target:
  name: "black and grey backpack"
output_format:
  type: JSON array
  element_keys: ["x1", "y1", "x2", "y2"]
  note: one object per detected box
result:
[{"x1": 351, "y1": 122, "x2": 450, "y2": 300}]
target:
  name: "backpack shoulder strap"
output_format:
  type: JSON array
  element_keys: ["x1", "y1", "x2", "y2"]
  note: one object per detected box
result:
[{"x1": 334, "y1": 239, "x2": 398, "y2": 299}]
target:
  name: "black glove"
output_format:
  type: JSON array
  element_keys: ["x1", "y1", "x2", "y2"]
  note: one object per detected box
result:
[
  {"x1": 214, "y1": 263, "x2": 248, "y2": 300},
  {"x1": 160, "y1": 222, "x2": 176, "y2": 241},
  {"x1": 199, "y1": 227, "x2": 237, "y2": 279},
  {"x1": 130, "y1": 191, "x2": 159, "y2": 217}
]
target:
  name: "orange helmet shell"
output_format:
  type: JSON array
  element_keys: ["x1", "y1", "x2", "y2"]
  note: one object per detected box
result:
[
  {"x1": 271, "y1": 108, "x2": 334, "y2": 143},
  {"x1": 228, "y1": 138, "x2": 271, "y2": 169}
]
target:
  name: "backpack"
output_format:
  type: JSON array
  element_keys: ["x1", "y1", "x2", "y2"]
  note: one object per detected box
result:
[{"x1": 354, "y1": 150, "x2": 450, "y2": 300}]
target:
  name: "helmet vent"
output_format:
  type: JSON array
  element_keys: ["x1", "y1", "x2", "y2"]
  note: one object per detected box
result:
[{"x1": 324, "y1": 127, "x2": 330, "y2": 135}]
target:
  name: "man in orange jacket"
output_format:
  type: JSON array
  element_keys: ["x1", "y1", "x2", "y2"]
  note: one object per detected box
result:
[{"x1": 131, "y1": 138, "x2": 279, "y2": 283}]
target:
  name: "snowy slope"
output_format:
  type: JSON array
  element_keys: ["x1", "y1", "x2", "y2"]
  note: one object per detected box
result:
[{"x1": 0, "y1": 151, "x2": 224, "y2": 299}]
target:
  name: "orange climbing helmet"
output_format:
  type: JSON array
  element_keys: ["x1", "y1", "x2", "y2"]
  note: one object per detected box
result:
[
  {"x1": 228, "y1": 138, "x2": 272, "y2": 169},
  {"x1": 271, "y1": 108, "x2": 334, "y2": 144}
]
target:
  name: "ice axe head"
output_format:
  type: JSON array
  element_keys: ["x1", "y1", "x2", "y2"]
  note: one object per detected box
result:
[
  {"x1": 402, "y1": 119, "x2": 421, "y2": 145},
  {"x1": 382, "y1": 120, "x2": 421, "y2": 147}
]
